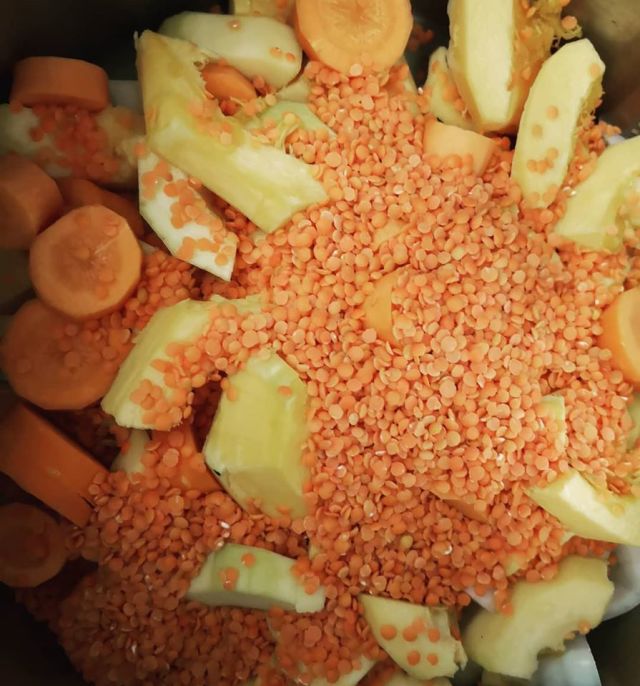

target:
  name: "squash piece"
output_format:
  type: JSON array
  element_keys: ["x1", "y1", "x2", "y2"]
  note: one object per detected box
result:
[
  {"x1": 553, "y1": 135, "x2": 640, "y2": 252},
  {"x1": 137, "y1": 30, "x2": 327, "y2": 234},
  {"x1": 423, "y1": 119, "x2": 497, "y2": 175},
  {"x1": 463, "y1": 556, "x2": 613, "y2": 679},
  {"x1": 512, "y1": 39, "x2": 605, "y2": 209},
  {"x1": 424, "y1": 47, "x2": 472, "y2": 130}
]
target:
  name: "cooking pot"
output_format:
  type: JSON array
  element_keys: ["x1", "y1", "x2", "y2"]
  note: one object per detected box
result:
[{"x1": 0, "y1": 1, "x2": 639, "y2": 685}]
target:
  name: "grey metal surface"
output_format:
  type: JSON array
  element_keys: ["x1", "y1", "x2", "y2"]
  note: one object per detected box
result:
[{"x1": 0, "y1": 1, "x2": 639, "y2": 685}]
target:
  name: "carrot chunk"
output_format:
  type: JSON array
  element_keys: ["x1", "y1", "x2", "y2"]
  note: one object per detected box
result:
[
  {"x1": 0, "y1": 404, "x2": 107, "y2": 526},
  {"x1": 201, "y1": 63, "x2": 258, "y2": 102},
  {"x1": 598, "y1": 287, "x2": 640, "y2": 386},
  {"x1": 29, "y1": 205, "x2": 142, "y2": 320},
  {"x1": 10, "y1": 56, "x2": 109, "y2": 112},
  {"x1": 0, "y1": 153, "x2": 63, "y2": 249},
  {"x1": 57, "y1": 178, "x2": 145, "y2": 238},
  {"x1": 0, "y1": 503, "x2": 67, "y2": 587},
  {"x1": 294, "y1": 0, "x2": 413, "y2": 74},
  {"x1": 1, "y1": 299, "x2": 120, "y2": 410}
]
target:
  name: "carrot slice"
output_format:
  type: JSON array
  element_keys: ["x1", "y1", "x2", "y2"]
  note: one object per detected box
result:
[
  {"x1": 10, "y1": 56, "x2": 109, "y2": 112},
  {"x1": 29, "y1": 205, "x2": 142, "y2": 320},
  {"x1": 57, "y1": 178, "x2": 145, "y2": 238},
  {"x1": 201, "y1": 63, "x2": 258, "y2": 102},
  {"x1": 598, "y1": 287, "x2": 640, "y2": 386},
  {"x1": 1, "y1": 299, "x2": 120, "y2": 410},
  {"x1": 0, "y1": 404, "x2": 106, "y2": 526},
  {"x1": 0, "y1": 503, "x2": 67, "y2": 587},
  {"x1": 294, "y1": 0, "x2": 413, "y2": 74},
  {"x1": 0, "y1": 153, "x2": 63, "y2": 249}
]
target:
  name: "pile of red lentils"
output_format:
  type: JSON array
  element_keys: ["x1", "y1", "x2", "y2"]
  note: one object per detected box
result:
[{"x1": 18, "y1": 56, "x2": 640, "y2": 686}]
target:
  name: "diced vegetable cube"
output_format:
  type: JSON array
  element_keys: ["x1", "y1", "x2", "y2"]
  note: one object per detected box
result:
[
  {"x1": 246, "y1": 100, "x2": 333, "y2": 148},
  {"x1": 203, "y1": 350, "x2": 310, "y2": 518},
  {"x1": 360, "y1": 594, "x2": 467, "y2": 680},
  {"x1": 463, "y1": 556, "x2": 613, "y2": 679},
  {"x1": 528, "y1": 470, "x2": 640, "y2": 545},
  {"x1": 553, "y1": 134, "x2": 640, "y2": 251},
  {"x1": 423, "y1": 119, "x2": 497, "y2": 175},
  {"x1": 186, "y1": 543, "x2": 325, "y2": 613},
  {"x1": 102, "y1": 299, "x2": 216, "y2": 430},
  {"x1": 424, "y1": 47, "x2": 473, "y2": 130},
  {"x1": 160, "y1": 12, "x2": 302, "y2": 88}
]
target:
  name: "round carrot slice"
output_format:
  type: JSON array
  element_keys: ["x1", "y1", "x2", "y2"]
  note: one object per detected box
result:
[
  {"x1": 0, "y1": 153, "x2": 63, "y2": 250},
  {"x1": 1, "y1": 299, "x2": 119, "y2": 410},
  {"x1": 0, "y1": 503, "x2": 67, "y2": 587},
  {"x1": 599, "y1": 287, "x2": 640, "y2": 386},
  {"x1": 11, "y1": 56, "x2": 109, "y2": 112},
  {"x1": 294, "y1": 0, "x2": 413, "y2": 74},
  {"x1": 29, "y1": 205, "x2": 142, "y2": 320},
  {"x1": 201, "y1": 63, "x2": 258, "y2": 102}
]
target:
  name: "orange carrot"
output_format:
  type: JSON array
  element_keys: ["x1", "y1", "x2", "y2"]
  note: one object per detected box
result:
[
  {"x1": 1, "y1": 299, "x2": 120, "y2": 410},
  {"x1": 598, "y1": 287, "x2": 640, "y2": 386},
  {"x1": 0, "y1": 153, "x2": 63, "y2": 249},
  {"x1": 0, "y1": 404, "x2": 107, "y2": 526},
  {"x1": 0, "y1": 503, "x2": 67, "y2": 587},
  {"x1": 10, "y1": 56, "x2": 109, "y2": 111},
  {"x1": 294, "y1": 0, "x2": 413, "y2": 74},
  {"x1": 201, "y1": 63, "x2": 258, "y2": 102},
  {"x1": 57, "y1": 178, "x2": 145, "y2": 238},
  {"x1": 29, "y1": 205, "x2": 142, "y2": 320},
  {"x1": 423, "y1": 119, "x2": 497, "y2": 175}
]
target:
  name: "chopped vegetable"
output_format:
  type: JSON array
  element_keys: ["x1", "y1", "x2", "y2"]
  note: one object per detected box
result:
[
  {"x1": 360, "y1": 594, "x2": 467, "y2": 680},
  {"x1": 447, "y1": 0, "x2": 569, "y2": 132},
  {"x1": 1, "y1": 299, "x2": 121, "y2": 410},
  {"x1": 160, "y1": 12, "x2": 302, "y2": 89},
  {"x1": 538, "y1": 394, "x2": 567, "y2": 452},
  {"x1": 423, "y1": 119, "x2": 497, "y2": 175},
  {"x1": 138, "y1": 148, "x2": 237, "y2": 281},
  {"x1": 0, "y1": 503, "x2": 67, "y2": 587},
  {"x1": 363, "y1": 269, "x2": 403, "y2": 344},
  {"x1": 553, "y1": 134, "x2": 640, "y2": 251},
  {"x1": 231, "y1": 0, "x2": 294, "y2": 23},
  {"x1": 29, "y1": 205, "x2": 142, "y2": 320},
  {"x1": 186, "y1": 543, "x2": 326, "y2": 612},
  {"x1": 101, "y1": 298, "x2": 216, "y2": 429},
  {"x1": 203, "y1": 350, "x2": 310, "y2": 518},
  {"x1": 463, "y1": 556, "x2": 613, "y2": 679},
  {"x1": 10, "y1": 56, "x2": 109, "y2": 111},
  {"x1": 294, "y1": 0, "x2": 413, "y2": 75},
  {"x1": 138, "y1": 30, "x2": 327, "y2": 233},
  {"x1": 529, "y1": 470, "x2": 640, "y2": 545},
  {"x1": 0, "y1": 153, "x2": 63, "y2": 249},
  {"x1": 424, "y1": 47, "x2": 472, "y2": 130},
  {"x1": 0, "y1": 104, "x2": 142, "y2": 188},
  {"x1": 0, "y1": 404, "x2": 107, "y2": 526},
  {"x1": 201, "y1": 62, "x2": 258, "y2": 102},
  {"x1": 598, "y1": 287, "x2": 640, "y2": 385},
  {"x1": 57, "y1": 178, "x2": 145, "y2": 237},
  {"x1": 512, "y1": 39, "x2": 605, "y2": 209}
]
